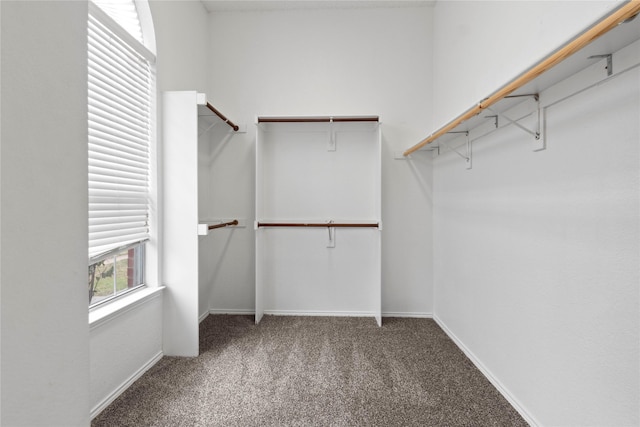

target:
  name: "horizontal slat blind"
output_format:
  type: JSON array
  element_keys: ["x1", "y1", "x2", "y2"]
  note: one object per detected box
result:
[
  {"x1": 88, "y1": 11, "x2": 151, "y2": 259},
  {"x1": 91, "y1": 0, "x2": 144, "y2": 47}
]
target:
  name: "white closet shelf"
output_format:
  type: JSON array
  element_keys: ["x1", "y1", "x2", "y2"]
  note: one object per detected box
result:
[
  {"x1": 256, "y1": 221, "x2": 380, "y2": 229},
  {"x1": 403, "y1": 2, "x2": 640, "y2": 156},
  {"x1": 258, "y1": 115, "x2": 379, "y2": 123}
]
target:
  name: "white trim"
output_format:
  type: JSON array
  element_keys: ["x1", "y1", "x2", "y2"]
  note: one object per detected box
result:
[
  {"x1": 134, "y1": 0, "x2": 156, "y2": 54},
  {"x1": 433, "y1": 315, "x2": 539, "y2": 427},
  {"x1": 209, "y1": 308, "x2": 256, "y2": 315},
  {"x1": 89, "y1": 286, "x2": 164, "y2": 330},
  {"x1": 207, "y1": 309, "x2": 434, "y2": 319},
  {"x1": 90, "y1": 351, "x2": 163, "y2": 420},
  {"x1": 382, "y1": 312, "x2": 433, "y2": 318},
  {"x1": 199, "y1": 311, "x2": 209, "y2": 323},
  {"x1": 263, "y1": 309, "x2": 378, "y2": 318}
]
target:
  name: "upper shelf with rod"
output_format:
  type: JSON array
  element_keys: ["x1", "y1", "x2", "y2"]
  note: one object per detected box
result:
[
  {"x1": 403, "y1": 1, "x2": 640, "y2": 157},
  {"x1": 258, "y1": 116, "x2": 379, "y2": 123},
  {"x1": 257, "y1": 221, "x2": 380, "y2": 228}
]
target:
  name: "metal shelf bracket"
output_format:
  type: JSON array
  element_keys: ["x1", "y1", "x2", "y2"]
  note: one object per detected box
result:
[
  {"x1": 486, "y1": 94, "x2": 545, "y2": 151},
  {"x1": 588, "y1": 53, "x2": 613, "y2": 76},
  {"x1": 441, "y1": 131, "x2": 472, "y2": 170}
]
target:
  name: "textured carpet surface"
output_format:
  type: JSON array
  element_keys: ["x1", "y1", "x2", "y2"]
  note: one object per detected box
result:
[{"x1": 92, "y1": 315, "x2": 527, "y2": 426}]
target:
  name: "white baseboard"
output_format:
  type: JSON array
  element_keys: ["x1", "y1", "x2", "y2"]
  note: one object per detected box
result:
[
  {"x1": 263, "y1": 309, "x2": 377, "y2": 318},
  {"x1": 382, "y1": 312, "x2": 433, "y2": 318},
  {"x1": 199, "y1": 311, "x2": 209, "y2": 323},
  {"x1": 208, "y1": 308, "x2": 256, "y2": 315},
  {"x1": 209, "y1": 309, "x2": 376, "y2": 318},
  {"x1": 207, "y1": 310, "x2": 433, "y2": 319},
  {"x1": 90, "y1": 351, "x2": 163, "y2": 420},
  {"x1": 433, "y1": 315, "x2": 538, "y2": 427}
]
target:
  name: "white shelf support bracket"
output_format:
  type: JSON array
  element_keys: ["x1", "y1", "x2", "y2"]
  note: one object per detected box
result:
[
  {"x1": 485, "y1": 115, "x2": 499, "y2": 129},
  {"x1": 198, "y1": 121, "x2": 218, "y2": 138},
  {"x1": 393, "y1": 151, "x2": 409, "y2": 159},
  {"x1": 588, "y1": 53, "x2": 613, "y2": 76},
  {"x1": 442, "y1": 131, "x2": 472, "y2": 170},
  {"x1": 327, "y1": 221, "x2": 336, "y2": 248},
  {"x1": 486, "y1": 93, "x2": 545, "y2": 151},
  {"x1": 535, "y1": 98, "x2": 546, "y2": 152},
  {"x1": 328, "y1": 118, "x2": 336, "y2": 151}
]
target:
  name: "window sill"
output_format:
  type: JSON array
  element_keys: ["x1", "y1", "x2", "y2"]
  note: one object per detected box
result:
[{"x1": 89, "y1": 286, "x2": 165, "y2": 331}]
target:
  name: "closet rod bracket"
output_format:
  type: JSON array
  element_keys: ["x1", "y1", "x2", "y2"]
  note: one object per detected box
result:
[
  {"x1": 485, "y1": 93, "x2": 545, "y2": 151},
  {"x1": 505, "y1": 93, "x2": 539, "y2": 102},
  {"x1": 587, "y1": 53, "x2": 613, "y2": 76},
  {"x1": 327, "y1": 221, "x2": 336, "y2": 248},
  {"x1": 485, "y1": 115, "x2": 499, "y2": 129},
  {"x1": 441, "y1": 131, "x2": 472, "y2": 170},
  {"x1": 328, "y1": 118, "x2": 336, "y2": 151}
]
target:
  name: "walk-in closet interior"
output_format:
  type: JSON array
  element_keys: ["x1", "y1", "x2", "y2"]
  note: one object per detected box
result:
[{"x1": 1, "y1": 1, "x2": 638, "y2": 426}]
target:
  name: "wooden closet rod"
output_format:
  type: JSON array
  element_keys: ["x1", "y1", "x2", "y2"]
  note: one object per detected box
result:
[
  {"x1": 208, "y1": 219, "x2": 239, "y2": 230},
  {"x1": 257, "y1": 222, "x2": 379, "y2": 228},
  {"x1": 206, "y1": 102, "x2": 239, "y2": 131},
  {"x1": 258, "y1": 116, "x2": 379, "y2": 123},
  {"x1": 403, "y1": 1, "x2": 640, "y2": 156}
]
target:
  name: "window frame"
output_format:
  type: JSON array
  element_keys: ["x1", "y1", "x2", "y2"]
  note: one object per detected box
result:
[
  {"x1": 88, "y1": 0, "x2": 157, "y2": 309},
  {"x1": 89, "y1": 242, "x2": 146, "y2": 308}
]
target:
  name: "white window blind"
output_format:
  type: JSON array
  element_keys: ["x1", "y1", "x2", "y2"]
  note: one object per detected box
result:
[
  {"x1": 88, "y1": 9, "x2": 152, "y2": 260},
  {"x1": 91, "y1": 0, "x2": 144, "y2": 46}
]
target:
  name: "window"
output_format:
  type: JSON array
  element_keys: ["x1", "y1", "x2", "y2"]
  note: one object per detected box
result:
[
  {"x1": 89, "y1": 243, "x2": 145, "y2": 305},
  {"x1": 88, "y1": 0, "x2": 155, "y2": 307}
]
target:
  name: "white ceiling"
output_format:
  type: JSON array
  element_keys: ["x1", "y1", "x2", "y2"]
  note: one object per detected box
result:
[{"x1": 201, "y1": 0, "x2": 435, "y2": 13}]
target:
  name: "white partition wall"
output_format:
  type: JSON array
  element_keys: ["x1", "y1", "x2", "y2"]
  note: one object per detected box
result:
[
  {"x1": 163, "y1": 91, "x2": 241, "y2": 356},
  {"x1": 256, "y1": 118, "x2": 382, "y2": 325},
  {"x1": 162, "y1": 91, "x2": 201, "y2": 356}
]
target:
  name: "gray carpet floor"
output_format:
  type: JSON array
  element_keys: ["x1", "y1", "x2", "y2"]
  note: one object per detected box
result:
[{"x1": 92, "y1": 315, "x2": 527, "y2": 426}]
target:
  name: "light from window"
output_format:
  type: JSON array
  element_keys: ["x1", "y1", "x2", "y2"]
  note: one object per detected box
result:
[{"x1": 91, "y1": 0, "x2": 144, "y2": 44}]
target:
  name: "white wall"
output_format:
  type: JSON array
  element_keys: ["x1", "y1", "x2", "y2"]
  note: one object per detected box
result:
[
  {"x1": 1, "y1": 2, "x2": 90, "y2": 425},
  {"x1": 151, "y1": 0, "x2": 210, "y2": 94},
  {"x1": 1, "y1": 3, "x2": 3, "y2": 421},
  {"x1": 150, "y1": 0, "x2": 210, "y2": 295},
  {"x1": 89, "y1": 291, "x2": 163, "y2": 417},
  {"x1": 206, "y1": 5, "x2": 434, "y2": 316},
  {"x1": 432, "y1": 2, "x2": 639, "y2": 425},
  {"x1": 88, "y1": 1, "x2": 211, "y2": 416},
  {"x1": 149, "y1": 0, "x2": 210, "y2": 319}
]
